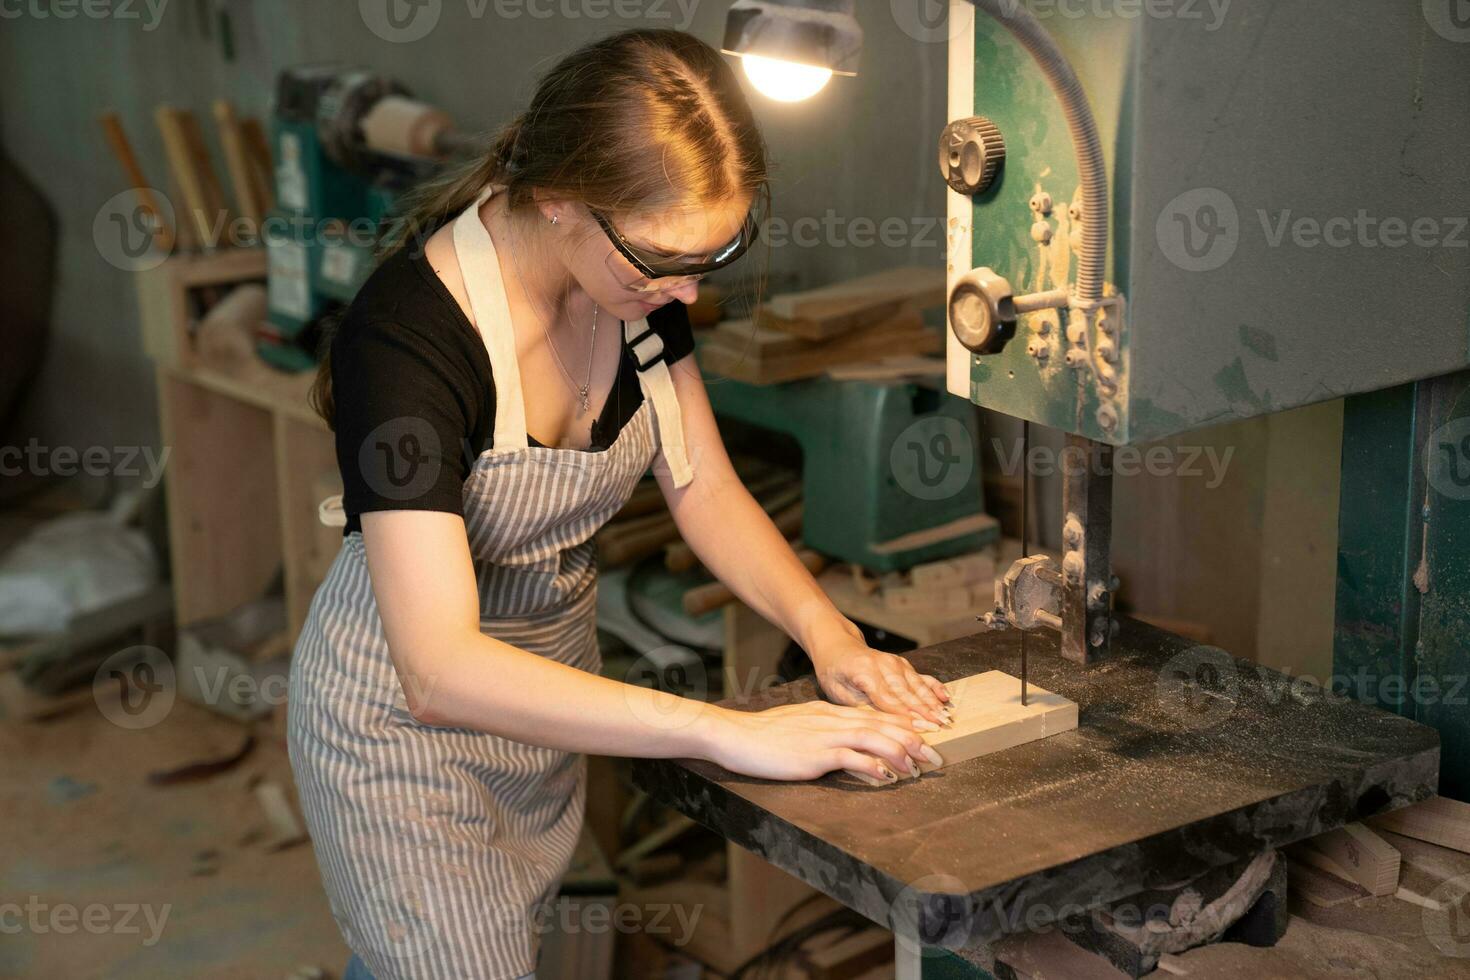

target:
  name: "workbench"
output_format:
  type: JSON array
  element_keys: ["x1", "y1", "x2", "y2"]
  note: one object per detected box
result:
[{"x1": 632, "y1": 618, "x2": 1440, "y2": 971}]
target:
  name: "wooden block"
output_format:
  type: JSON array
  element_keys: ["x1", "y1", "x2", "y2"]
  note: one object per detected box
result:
[
  {"x1": 853, "y1": 670, "x2": 1077, "y2": 785},
  {"x1": 766, "y1": 266, "x2": 946, "y2": 325},
  {"x1": 1286, "y1": 855, "x2": 1371, "y2": 908},
  {"x1": 909, "y1": 551, "x2": 997, "y2": 591},
  {"x1": 1301, "y1": 822, "x2": 1400, "y2": 896},
  {"x1": 881, "y1": 582, "x2": 974, "y2": 614},
  {"x1": 1369, "y1": 796, "x2": 1470, "y2": 854}
]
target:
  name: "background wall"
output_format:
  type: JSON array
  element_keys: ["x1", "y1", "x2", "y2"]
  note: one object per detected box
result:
[{"x1": 0, "y1": 0, "x2": 951, "y2": 471}]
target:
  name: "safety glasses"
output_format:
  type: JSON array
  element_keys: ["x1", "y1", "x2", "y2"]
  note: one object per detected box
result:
[{"x1": 591, "y1": 191, "x2": 765, "y2": 292}]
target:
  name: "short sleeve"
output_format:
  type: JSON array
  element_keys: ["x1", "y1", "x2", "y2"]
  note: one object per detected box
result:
[
  {"x1": 646, "y1": 301, "x2": 696, "y2": 364},
  {"x1": 331, "y1": 318, "x2": 481, "y2": 522}
]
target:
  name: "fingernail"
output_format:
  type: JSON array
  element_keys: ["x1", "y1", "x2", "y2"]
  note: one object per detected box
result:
[
  {"x1": 906, "y1": 757, "x2": 920, "y2": 778},
  {"x1": 878, "y1": 765, "x2": 896, "y2": 782},
  {"x1": 920, "y1": 745, "x2": 943, "y2": 767},
  {"x1": 912, "y1": 718, "x2": 941, "y2": 732}
]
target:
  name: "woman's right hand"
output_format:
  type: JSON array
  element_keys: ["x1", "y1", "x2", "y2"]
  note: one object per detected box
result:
[{"x1": 699, "y1": 700, "x2": 944, "y2": 784}]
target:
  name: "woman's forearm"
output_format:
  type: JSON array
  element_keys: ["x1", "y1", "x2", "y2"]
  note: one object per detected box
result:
[
  {"x1": 669, "y1": 469, "x2": 858, "y2": 659},
  {"x1": 399, "y1": 629, "x2": 729, "y2": 758}
]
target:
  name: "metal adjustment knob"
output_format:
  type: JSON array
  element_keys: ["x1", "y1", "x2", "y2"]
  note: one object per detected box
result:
[
  {"x1": 949, "y1": 267, "x2": 1017, "y2": 355},
  {"x1": 938, "y1": 116, "x2": 1006, "y2": 196}
]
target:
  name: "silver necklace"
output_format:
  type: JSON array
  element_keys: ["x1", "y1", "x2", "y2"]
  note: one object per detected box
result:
[{"x1": 506, "y1": 210, "x2": 600, "y2": 417}]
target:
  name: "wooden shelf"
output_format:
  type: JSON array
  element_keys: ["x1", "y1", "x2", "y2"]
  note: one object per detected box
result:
[{"x1": 139, "y1": 249, "x2": 339, "y2": 639}]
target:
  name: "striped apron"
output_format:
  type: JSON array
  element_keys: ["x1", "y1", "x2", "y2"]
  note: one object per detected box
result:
[{"x1": 288, "y1": 186, "x2": 694, "y2": 980}]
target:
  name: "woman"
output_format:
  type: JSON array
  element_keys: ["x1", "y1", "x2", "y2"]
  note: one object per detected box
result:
[{"x1": 289, "y1": 29, "x2": 952, "y2": 980}]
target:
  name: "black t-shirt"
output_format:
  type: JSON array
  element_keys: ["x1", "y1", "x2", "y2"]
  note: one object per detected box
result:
[{"x1": 331, "y1": 246, "x2": 696, "y2": 533}]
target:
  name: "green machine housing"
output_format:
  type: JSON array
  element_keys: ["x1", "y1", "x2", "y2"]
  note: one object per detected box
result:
[
  {"x1": 947, "y1": 2, "x2": 1470, "y2": 790},
  {"x1": 263, "y1": 65, "x2": 437, "y2": 371}
]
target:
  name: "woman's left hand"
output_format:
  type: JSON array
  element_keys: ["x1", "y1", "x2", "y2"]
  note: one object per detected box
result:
[{"x1": 811, "y1": 635, "x2": 953, "y2": 730}]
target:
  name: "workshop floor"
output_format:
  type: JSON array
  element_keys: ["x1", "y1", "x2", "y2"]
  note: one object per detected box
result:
[
  {"x1": 7, "y1": 692, "x2": 1470, "y2": 980},
  {"x1": 0, "y1": 695, "x2": 348, "y2": 979}
]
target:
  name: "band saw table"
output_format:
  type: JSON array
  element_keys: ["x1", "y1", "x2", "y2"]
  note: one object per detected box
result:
[{"x1": 632, "y1": 617, "x2": 1439, "y2": 974}]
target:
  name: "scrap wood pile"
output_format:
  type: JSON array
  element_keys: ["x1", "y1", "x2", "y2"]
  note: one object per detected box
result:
[
  {"x1": 698, "y1": 266, "x2": 948, "y2": 385},
  {"x1": 1287, "y1": 795, "x2": 1470, "y2": 911},
  {"x1": 594, "y1": 459, "x2": 817, "y2": 616}
]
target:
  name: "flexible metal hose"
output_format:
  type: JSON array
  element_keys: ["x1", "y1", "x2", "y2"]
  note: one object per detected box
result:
[{"x1": 971, "y1": 0, "x2": 1109, "y2": 304}]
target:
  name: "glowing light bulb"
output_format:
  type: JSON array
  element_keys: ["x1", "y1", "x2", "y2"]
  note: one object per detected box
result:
[{"x1": 741, "y1": 54, "x2": 833, "y2": 102}]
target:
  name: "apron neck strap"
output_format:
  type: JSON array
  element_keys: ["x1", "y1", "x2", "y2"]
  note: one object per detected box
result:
[
  {"x1": 452, "y1": 186, "x2": 529, "y2": 450},
  {"x1": 624, "y1": 319, "x2": 695, "y2": 488}
]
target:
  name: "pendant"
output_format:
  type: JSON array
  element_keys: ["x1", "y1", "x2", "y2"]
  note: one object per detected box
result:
[{"x1": 578, "y1": 386, "x2": 590, "y2": 416}]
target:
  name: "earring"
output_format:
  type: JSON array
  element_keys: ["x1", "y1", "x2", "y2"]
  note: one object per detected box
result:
[{"x1": 549, "y1": 214, "x2": 559, "y2": 226}]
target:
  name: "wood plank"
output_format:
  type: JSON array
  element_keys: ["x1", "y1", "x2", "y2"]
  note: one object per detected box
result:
[
  {"x1": 1369, "y1": 795, "x2": 1470, "y2": 854},
  {"x1": 699, "y1": 315, "x2": 939, "y2": 385},
  {"x1": 713, "y1": 305, "x2": 926, "y2": 362},
  {"x1": 852, "y1": 670, "x2": 1077, "y2": 785},
  {"x1": 1300, "y1": 822, "x2": 1400, "y2": 896},
  {"x1": 766, "y1": 266, "x2": 946, "y2": 325},
  {"x1": 759, "y1": 299, "x2": 909, "y2": 341}
]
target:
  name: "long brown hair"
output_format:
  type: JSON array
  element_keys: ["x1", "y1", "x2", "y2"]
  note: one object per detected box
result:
[{"x1": 311, "y1": 28, "x2": 769, "y2": 426}]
